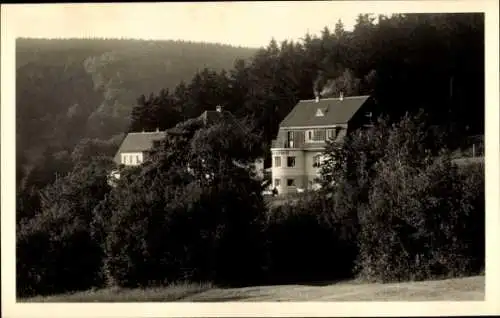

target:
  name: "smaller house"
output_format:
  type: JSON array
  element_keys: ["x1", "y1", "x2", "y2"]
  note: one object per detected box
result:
[
  {"x1": 108, "y1": 129, "x2": 165, "y2": 186},
  {"x1": 113, "y1": 129, "x2": 165, "y2": 167}
]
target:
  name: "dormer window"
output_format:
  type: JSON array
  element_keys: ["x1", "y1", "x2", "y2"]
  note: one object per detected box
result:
[{"x1": 315, "y1": 108, "x2": 325, "y2": 117}]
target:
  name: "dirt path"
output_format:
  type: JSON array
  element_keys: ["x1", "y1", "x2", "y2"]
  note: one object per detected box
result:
[{"x1": 181, "y1": 276, "x2": 484, "y2": 301}]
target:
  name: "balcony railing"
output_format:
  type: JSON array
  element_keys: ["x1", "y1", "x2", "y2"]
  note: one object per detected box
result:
[
  {"x1": 271, "y1": 140, "x2": 296, "y2": 149},
  {"x1": 272, "y1": 139, "x2": 331, "y2": 149}
]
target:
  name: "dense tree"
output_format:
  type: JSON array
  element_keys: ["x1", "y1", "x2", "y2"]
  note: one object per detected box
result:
[
  {"x1": 100, "y1": 117, "x2": 266, "y2": 287},
  {"x1": 17, "y1": 159, "x2": 113, "y2": 296},
  {"x1": 317, "y1": 112, "x2": 484, "y2": 281}
]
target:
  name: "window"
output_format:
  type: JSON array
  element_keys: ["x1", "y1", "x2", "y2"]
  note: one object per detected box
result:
[
  {"x1": 313, "y1": 129, "x2": 326, "y2": 141},
  {"x1": 315, "y1": 108, "x2": 325, "y2": 117},
  {"x1": 307, "y1": 130, "x2": 313, "y2": 141},
  {"x1": 274, "y1": 178, "x2": 281, "y2": 187},
  {"x1": 286, "y1": 131, "x2": 294, "y2": 148},
  {"x1": 287, "y1": 156, "x2": 296, "y2": 167},
  {"x1": 153, "y1": 140, "x2": 161, "y2": 148},
  {"x1": 274, "y1": 156, "x2": 281, "y2": 167},
  {"x1": 326, "y1": 129, "x2": 336, "y2": 140},
  {"x1": 306, "y1": 129, "x2": 326, "y2": 142},
  {"x1": 123, "y1": 154, "x2": 130, "y2": 165},
  {"x1": 287, "y1": 178, "x2": 296, "y2": 187},
  {"x1": 136, "y1": 155, "x2": 140, "y2": 164}
]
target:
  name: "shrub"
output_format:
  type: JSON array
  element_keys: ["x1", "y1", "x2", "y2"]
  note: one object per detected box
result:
[
  {"x1": 100, "y1": 168, "x2": 267, "y2": 288},
  {"x1": 319, "y1": 111, "x2": 484, "y2": 282},
  {"x1": 17, "y1": 207, "x2": 104, "y2": 297},
  {"x1": 263, "y1": 192, "x2": 358, "y2": 284},
  {"x1": 16, "y1": 160, "x2": 112, "y2": 297},
  {"x1": 357, "y1": 154, "x2": 484, "y2": 282},
  {"x1": 100, "y1": 120, "x2": 267, "y2": 288}
]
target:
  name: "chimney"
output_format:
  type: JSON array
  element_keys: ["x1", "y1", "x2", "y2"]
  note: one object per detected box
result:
[
  {"x1": 314, "y1": 91, "x2": 320, "y2": 103},
  {"x1": 216, "y1": 105, "x2": 222, "y2": 112},
  {"x1": 339, "y1": 91, "x2": 344, "y2": 101}
]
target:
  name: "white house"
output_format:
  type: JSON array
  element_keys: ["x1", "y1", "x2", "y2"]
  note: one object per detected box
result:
[
  {"x1": 270, "y1": 93, "x2": 375, "y2": 195},
  {"x1": 113, "y1": 129, "x2": 165, "y2": 167}
]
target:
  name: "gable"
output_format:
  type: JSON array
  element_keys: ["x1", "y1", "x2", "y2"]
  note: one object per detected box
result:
[{"x1": 280, "y1": 95, "x2": 371, "y2": 128}]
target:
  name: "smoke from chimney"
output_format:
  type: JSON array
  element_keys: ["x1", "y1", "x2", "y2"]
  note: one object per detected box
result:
[
  {"x1": 320, "y1": 79, "x2": 336, "y2": 97},
  {"x1": 216, "y1": 105, "x2": 222, "y2": 112},
  {"x1": 313, "y1": 71, "x2": 324, "y2": 99},
  {"x1": 339, "y1": 91, "x2": 344, "y2": 101}
]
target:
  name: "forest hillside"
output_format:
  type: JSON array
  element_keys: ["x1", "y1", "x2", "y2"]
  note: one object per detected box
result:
[{"x1": 16, "y1": 38, "x2": 257, "y2": 169}]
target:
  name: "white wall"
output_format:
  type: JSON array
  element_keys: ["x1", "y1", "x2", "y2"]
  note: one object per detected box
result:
[
  {"x1": 271, "y1": 149, "x2": 305, "y2": 194},
  {"x1": 121, "y1": 152, "x2": 144, "y2": 166},
  {"x1": 271, "y1": 149, "x2": 325, "y2": 194}
]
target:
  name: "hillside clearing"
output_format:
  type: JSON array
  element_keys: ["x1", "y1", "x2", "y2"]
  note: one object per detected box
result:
[{"x1": 22, "y1": 275, "x2": 484, "y2": 302}]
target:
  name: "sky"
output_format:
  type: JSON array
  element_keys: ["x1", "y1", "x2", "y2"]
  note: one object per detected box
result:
[{"x1": 4, "y1": 2, "x2": 370, "y2": 48}]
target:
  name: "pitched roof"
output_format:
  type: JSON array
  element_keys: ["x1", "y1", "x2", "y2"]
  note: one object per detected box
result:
[
  {"x1": 280, "y1": 95, "x2": 371, "y2": 128},
  {"x1": 114, "y1": 131, "x2": 165, "y2": 162}
]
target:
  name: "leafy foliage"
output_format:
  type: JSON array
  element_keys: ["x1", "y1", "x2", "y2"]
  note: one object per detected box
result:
[
  {"x1": 318, "y1": 112, "x2": 485, "y2": 282},
  {"x1": 264, "y1": 192, "x2": 358, "y2": 284},
  {"x1": 98, "y1": 119, "x2": 267, "y2": 287},
  {"x1": 17, "y1": 160, "x2": 113, "y2": 297}
]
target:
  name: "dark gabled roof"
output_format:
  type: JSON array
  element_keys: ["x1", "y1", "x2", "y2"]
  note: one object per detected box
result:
[
  {"x1": 113, "y1": 131, "x2": 165, "y2": 163},
  {"x1": 280, "y1": 95, "x2": 371, "y2": 128}
]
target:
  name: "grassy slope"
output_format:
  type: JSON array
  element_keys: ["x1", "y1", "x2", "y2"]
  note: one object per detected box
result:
[{"x1": 21, "y1": 275, "x2": 484, "y2": 302}]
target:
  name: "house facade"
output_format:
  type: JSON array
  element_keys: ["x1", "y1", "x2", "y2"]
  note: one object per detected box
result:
[{"x1": 270, "y1": 94, "x2": 375, "y2": 195}]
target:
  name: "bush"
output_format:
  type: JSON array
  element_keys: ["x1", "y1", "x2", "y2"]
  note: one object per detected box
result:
[
  {"x1": 317, "y1": 111, "x2": 485, "y2": 283},
  {"x1": 16, "y1": 161, "x2": 112, "y2": 297},
  {"x1": 17, "y1": 208, "x2": 104, "y2": 297},
  {"x1": 357, "y1": 155, "x2": 484, "y2": 282},
  {"x1": 100, "y1": 120, "x2": 267, "y2": 288},
  {"x1": 99, "y1": 168, "x2": 267, "y2": 288},
  {"x1": 263, "y1": 193, "x2": 358, "y2": 284}
]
